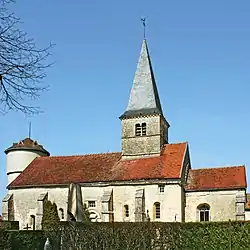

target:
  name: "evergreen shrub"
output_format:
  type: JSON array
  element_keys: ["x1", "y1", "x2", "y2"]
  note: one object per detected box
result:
[{"x1": 0, "y1": 221, "x2": 250, "y2": 249}]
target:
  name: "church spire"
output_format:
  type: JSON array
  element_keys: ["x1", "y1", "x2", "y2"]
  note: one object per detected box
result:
[
  {"x1": 120, "y1": 38, "x2": 170, "y2": 159},
  {"x1": 119, "y1": 39, "x2": 163, "y2": 119}
]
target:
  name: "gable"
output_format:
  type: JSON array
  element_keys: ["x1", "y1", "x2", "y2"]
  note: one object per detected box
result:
[
  {"x1": 8, "y1": 142, "x2": 187, "y2": 188},
  {"x1": 180, "y1": 144, "x2": 191, "y2": 182}
]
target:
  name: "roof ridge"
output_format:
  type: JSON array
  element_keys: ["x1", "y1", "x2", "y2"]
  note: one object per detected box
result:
[
  {"x1": 45, "y1": 143, "x2": 187, "y2": 159},
  {"x1": 45, "y1": 151, "x2": 122, "y2": 158},
  {"x1": 191, "y1": 165, "x2": 245, "y2": 171},
  {"x1": 167, "y1": 141, "x2": 188, "y2": 145}
]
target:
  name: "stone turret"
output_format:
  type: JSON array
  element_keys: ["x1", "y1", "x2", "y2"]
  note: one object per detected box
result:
[
  {"x1": 120, "y1": 39, "x2": 170, "y2": 159},
  {"x1": 5, "y1": 137, "x2": 50, "y2": 185}
]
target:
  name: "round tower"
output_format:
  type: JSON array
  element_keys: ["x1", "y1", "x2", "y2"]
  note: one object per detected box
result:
[{"x1": 5, "y1": 138, "x2": 50, "y2": 185}]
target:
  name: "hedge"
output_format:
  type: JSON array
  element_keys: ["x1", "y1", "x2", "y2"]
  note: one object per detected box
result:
[
  {"x1": 0, "y1": 221, "x2": 19, "y2": 230},
  {"x1": 0, "y1": 221, "x2": 250, "y2": 249},
  {"x1": 0, "y1": 230, "x2": 60, "y2": 250},
  {"x1": 58, "y1": 221, "x2": 250, "y2": 250}
]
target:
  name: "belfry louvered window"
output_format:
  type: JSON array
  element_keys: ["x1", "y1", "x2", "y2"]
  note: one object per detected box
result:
[
  {"x1": 142, "y1": 123, "x2": 146, "y2": 135},
  {"x1": 135, "y1": 123, "x2": 147, "y2": 136},
  {"x1": 135, "y1": 123, "x2": 141, "y2": 136}
]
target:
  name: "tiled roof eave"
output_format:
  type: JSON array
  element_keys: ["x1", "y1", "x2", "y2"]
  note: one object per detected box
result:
[
  {"x1": 8, "y1": 177, "x2": 183, "y2": 189},
  {"x1": 119, "y1": 108, "x2": 162, "y2": 119},
  {"x1": 185, "y1": 186, "x2": 247, "y2": 192},
  {"x1": 119, "y1": 111, "x2": 170, "y2": 128},
  {"x1": 5, "y1": 146, "x2": 50, "y2": 156}
]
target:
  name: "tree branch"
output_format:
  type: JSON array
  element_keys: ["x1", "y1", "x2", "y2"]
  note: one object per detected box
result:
[{"x1": 0, "y1": 0, "x2": 54, "y2": 115}]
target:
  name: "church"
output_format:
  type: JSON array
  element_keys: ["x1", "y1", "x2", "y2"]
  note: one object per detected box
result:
[{"x1": 2, "y1": 38, "x2": 250, "y2": 230}]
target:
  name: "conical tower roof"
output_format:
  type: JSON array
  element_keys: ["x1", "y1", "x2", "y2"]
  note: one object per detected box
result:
[
  {"x1": 5, "y1": 137, "x2": 50, "y2": 155},
  {"x1": 120, "y1": 39, "x2": 163, "y2": 119}
]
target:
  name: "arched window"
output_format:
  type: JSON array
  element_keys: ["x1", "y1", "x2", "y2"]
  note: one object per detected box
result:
[
  {"x1": 153, "y1": 202, "x2": 161, "y2": 219},
  {"x1": 59, "y1": 208, "x2": 64, "y2": 220},
  {"x1": 30, "y1": 215, "x2": 35, "y2": 230},
  {"x1": 89, "y1": 211, "x2": 101, "y2": 222},
  {"x1": 197, "y1": 203, "x2": 210, "y2": 222},
  {"x1": 124, "y1": 205, "x2": 129, "y2": 217}
]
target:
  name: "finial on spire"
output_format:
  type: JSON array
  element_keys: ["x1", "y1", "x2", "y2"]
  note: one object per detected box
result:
[
  {"x1": 140, "y1": 17, "x2": 147, "y2": 39},
  {"x1": 28, "y1": 121, "x2": 31, "y2": 138}
]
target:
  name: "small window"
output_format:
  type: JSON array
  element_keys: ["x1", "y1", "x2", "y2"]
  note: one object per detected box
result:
[
  {"x1": 88, "y1": 201, "x2": 96, "y2": 208},
  {"x1": 153, "y1": 202, "x2": 161, "y2": 219},
  {"x1": 159, "y1": 185, "x2": 165, "y2": 193},
  {"x1": 198, "y1": 204, "x2": 210, "y2": 222},
  {"x1": 124, "y1": 205, "x2": 129, "y2": 217}
]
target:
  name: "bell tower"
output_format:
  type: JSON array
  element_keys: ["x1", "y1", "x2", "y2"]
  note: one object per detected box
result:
[{"x1": 119, "y1": 39, "x2": 170, "y2": 160}]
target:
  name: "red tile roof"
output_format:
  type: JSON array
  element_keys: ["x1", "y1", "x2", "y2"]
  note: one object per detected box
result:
[
  {"x1": 186, "y1": 166, "x2": 247, "y2": 191},
  {"x1": 246, "y1": 194, "x2": 250, "y2": 210},
  {"x1": 8, "y1": 142, "x2": 187, "y2": 188}
]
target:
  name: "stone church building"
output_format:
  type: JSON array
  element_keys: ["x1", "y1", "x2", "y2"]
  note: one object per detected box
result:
[{"x1": 2, "y1": 39, "x2": 250, "y2": 230}]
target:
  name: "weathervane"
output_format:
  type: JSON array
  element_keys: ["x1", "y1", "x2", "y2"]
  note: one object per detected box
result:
[{"x1": 140, "y1": 17, "x2": 147, "y2": 39}]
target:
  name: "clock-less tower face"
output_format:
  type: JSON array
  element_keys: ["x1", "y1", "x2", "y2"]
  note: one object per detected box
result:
[{"x1": 121, "y1": 115, "x2": 167, "y2": 159}]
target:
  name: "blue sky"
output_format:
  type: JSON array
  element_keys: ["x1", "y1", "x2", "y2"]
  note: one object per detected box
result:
[{"x1": 1, "y1": 0, "x2": 250, "y2": 205}]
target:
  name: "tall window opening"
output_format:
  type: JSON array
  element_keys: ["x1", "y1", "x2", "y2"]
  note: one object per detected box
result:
[
  {"x1": 124, "y1": 205, "x2": 129, "y2": 217},
  {"x1": 59, "y1": 208, "x2": 64, "y2": 220},
  {"x1": 153, "y1": 202, "x2": 161, "y2": 219},
  {"x1": 197, "y1": 204, "x2": 210, "y2": 222},
  {"x1": 30, "y1": 215, "x2": 35, "y2": 230},
  {"x1": 135, "y1": 123, "x2": 147, "y2": 136}
]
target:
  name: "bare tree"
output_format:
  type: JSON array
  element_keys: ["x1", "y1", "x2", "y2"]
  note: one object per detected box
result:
[{"x1": 0, "y1": 0, "x2": 53, "y2": 115}]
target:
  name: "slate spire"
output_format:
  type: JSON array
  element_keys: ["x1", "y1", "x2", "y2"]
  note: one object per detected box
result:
[{"x1": 120, "y1": 39, "x2": 163, "y2": 119}]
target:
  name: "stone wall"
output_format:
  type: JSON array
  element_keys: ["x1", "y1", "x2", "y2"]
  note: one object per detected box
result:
[
  {"x1": 8, "y1": 183, "x2": 246, "y2": 229},
  {"x1": 121, "y1": 116, "x2": 163, "y2": 159},
  {"x1": 185, "y1": 189, "x2": 246, "y2": 222},
  {"x1": 245, "y1": 210, "x2": 250, "y2": 220},
  {"x1": 81, "y1": 183, "x2": 183, "y2": 222},
  {"x1": 10, "y1": 187, "x2": 68, "y2": 230},
  {"x1": 7, "y1": 182, "x2": 183, "y2": 229}
]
